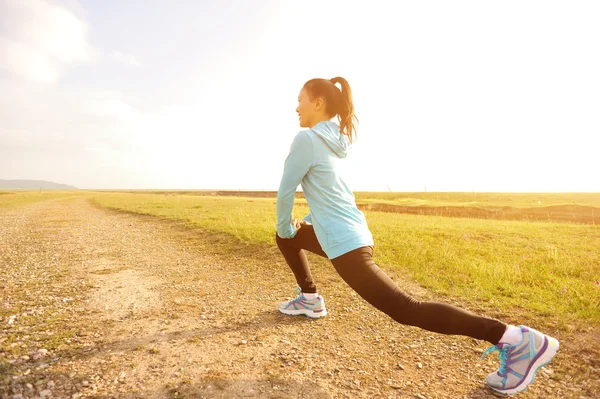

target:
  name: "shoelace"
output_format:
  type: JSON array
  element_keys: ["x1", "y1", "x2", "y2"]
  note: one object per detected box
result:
[
  {"x1": 481, "y1": 345, "x2": 510, "y2": 376},
  {"x1": 286, "y1": 286, "x2": 304, "y2": 305},
  {"x1": 287, "y1": 286, "x2": 320, "y2": 306}
]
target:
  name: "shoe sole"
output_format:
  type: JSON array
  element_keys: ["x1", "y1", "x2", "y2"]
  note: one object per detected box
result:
[
  {"x1": 488, "y1": 336, "x2": 560, "y2": 396},
  {"x1": 278, "y1": 307, "x2": 327, "y2": 318}
]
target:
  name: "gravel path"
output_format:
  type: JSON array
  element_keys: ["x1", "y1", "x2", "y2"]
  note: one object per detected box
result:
[{"x1": 1, "y1": 196, "x2": 596, "y2": 398}]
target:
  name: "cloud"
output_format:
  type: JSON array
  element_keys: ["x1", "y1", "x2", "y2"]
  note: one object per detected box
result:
[
  {"x1": 0, "y1": 75, "x2": 139, "y2": 155},
  {"x1": 0, "y1": 0, "x2": 94, "y2": 83},
  {"x1": 0, "y1": 38, "x2": 60, "y2": 83},
  {"x1": 112, "y1": 51, "x2": 141, "y2": 67}
]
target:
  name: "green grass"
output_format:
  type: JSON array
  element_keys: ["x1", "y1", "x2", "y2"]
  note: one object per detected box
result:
[
  {"x1": 367, "y1": 213, "x2": 600, "y2": 323},
  {"x1": 87, "y1": 191, "x2": 600, "y2": 329},
  {"x1": 81, "y1": 190, "x2": 600, "y2": 208},
  {"x1": 4, "y1": 191, "x2": 598, "y2": 330},
  {"x1": 353, "y1": 192, "x2": 600, "y2": 208},
  {"x1": 0, "y1": 190, "x2": 79, "y2": 208}
]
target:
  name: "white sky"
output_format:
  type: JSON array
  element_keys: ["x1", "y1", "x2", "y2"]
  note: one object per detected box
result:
[{"x1": 1, "y1": 0, "x2": 599, "y2": 192}]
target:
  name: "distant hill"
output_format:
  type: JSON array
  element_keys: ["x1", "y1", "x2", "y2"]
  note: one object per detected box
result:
[{"x1": 0, "y1": 180, "x2": 77, "y2": 190}]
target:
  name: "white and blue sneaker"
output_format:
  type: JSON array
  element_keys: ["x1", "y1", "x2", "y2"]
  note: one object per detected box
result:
[
  {"x1": 278, "y1": 286, "x2": 327, "y2": 318},
  {"x1": 482, "y1": 325, "x2": 560, "y2": 396}
]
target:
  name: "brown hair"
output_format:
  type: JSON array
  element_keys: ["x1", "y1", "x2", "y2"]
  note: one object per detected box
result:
[{"x1": 303, "y1": 77, "x2": 358, "y2": 143}]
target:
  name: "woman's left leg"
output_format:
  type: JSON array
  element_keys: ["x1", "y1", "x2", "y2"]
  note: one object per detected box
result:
[
  {"x1": 330, "y1": 246, "x2": 507, "y2": 344},
  {"x1": 330, "y1": 246, "x2": 560, "y2": 395}
]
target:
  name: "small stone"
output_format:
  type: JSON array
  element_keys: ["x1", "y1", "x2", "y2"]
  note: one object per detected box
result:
[
  {"x1": 240, "y1": 340, "x2": 247, "y2": 345},
  {"x1": 23, "y1": 369, "x2": 31, "y2": 375},
  {"x1": 38, "y1": 348, "x2": 49, "y2": 355},
  {"x1": 397, "y1": 363, "x2": 405, "y2": 370},
  {"x1": 82, "y1": 381, "x2": 89, "y2": 387},
  {"x1": 21, "y1": 355, "x2": 30, "y2": 361},
  {"x1": 12, "y1": 394, "x2": 23, "y2": 399},
  {"x1": 25, "y1": 383, "x2": 33, "y2": 389},
  {"x1": 39, "y1": 390, "x2": 52, "y2": 397},
  {"x1": 69, "y1": 373, "x2": 76, "y2": 378},
  {"x1": 417, "y1": 362, "x2": 423, "y2": 369},
  {"x1": 416, "y1": 394, "x2": 426, "y2": 399},
  {"x1": 47, "y1": 381, "x2": 55, "y2": 388},
  {"x1": 200, "y1": 315, "x2": 207, "y2": 320}
]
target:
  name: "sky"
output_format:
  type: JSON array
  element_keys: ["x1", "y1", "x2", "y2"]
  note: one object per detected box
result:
[{"x1": 1, "y1": 0, "x2": 599, "y2": 192}]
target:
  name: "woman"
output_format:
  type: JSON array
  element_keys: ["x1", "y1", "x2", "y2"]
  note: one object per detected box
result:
[{"x1": 274, "y1": 77, "x2": 560, "y2": 396}]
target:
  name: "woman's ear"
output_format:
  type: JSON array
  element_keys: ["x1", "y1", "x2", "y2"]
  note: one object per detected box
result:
[{"x1": 314, "y1": 97, "x2": 324, "y2": 111}]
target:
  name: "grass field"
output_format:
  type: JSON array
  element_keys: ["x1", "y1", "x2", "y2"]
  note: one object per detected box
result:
[
  {"x1": 85, "y1": 190, "x2": 600, "y2": 207},
  {"x1": 74, "y1": 190, "x2": 600, "y2": 333},
  {"x1": 82, "y1": 190, "x2": 600, "y2": 224},
  {"x1": 4, "y1": 190, "x2": 599, "y2": 331},
  {"x1": 0, "y1": 190, "x2": 78, "y2": 208},
  {"x1": 5, "y1": 190, "x2": 599, "y2": 398},
  {"x1": 353, "y1": 192, "x2": 600, "y2": 208}
]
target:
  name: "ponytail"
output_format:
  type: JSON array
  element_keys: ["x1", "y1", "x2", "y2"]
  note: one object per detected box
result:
[
  {"x1": 303, "y1": 77, "x2": 359, "y2": 144},
  {"x1": 329, "y1": 77, "x2": 358, "y2": 144}
]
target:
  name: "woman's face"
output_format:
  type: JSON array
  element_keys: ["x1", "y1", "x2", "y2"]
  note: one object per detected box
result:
[{"x1": 296, "y1": 87, "x2": 322, "y2": 128}]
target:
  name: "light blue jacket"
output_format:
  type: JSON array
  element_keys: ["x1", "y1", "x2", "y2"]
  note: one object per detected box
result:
[{"x1": 276, "y1": 121, "x2": 374, "y2": 259}]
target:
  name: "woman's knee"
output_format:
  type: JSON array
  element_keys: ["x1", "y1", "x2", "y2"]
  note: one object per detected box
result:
[
  {"x1": 392, "y1": 287, "x2": 422, "y2": 309},
  {"x1": 275, "y1": 232, "x2": 290, "y2": 250}
]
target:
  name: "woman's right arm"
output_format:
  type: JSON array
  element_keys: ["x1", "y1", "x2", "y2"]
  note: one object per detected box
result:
[{"x1": 276, "y1": 131, "x2": 314, "y2": 238}]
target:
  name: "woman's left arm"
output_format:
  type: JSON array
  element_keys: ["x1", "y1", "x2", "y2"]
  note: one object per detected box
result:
[{"x1": 276, "y1": 131, "x2": 314, "y2": 238}]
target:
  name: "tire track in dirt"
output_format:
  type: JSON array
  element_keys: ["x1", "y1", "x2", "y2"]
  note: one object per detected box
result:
[{"x1": 1, "y1": 196, "x2": 594, "y2": 398}]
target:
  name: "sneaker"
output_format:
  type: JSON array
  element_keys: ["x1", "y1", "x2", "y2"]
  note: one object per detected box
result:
[
  {"x1": 481, "y1": 325, "x2": 560, "y2": 396},
  {"x1": 278, "y1": 286, "x2": 327, "y2": 318}
]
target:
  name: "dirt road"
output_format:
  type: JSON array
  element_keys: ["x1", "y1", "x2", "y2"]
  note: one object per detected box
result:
[{"x1": 0, "y1": 197, "x2": 596, "y2": 398}]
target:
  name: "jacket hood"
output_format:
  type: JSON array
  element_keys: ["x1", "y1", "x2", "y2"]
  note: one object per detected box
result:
[{"x1": 310, "y1": 121, "x2": 350, "y2": 158}]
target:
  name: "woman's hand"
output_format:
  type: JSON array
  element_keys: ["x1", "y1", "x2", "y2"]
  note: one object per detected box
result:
[{"x1": 292, "y1": 218, "x2": 307, "y2": 230}]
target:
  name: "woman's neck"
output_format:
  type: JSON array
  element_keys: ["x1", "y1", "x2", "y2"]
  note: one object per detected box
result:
[{"x1": 309, "y1": 118, "x2": 331, "y2": 128}]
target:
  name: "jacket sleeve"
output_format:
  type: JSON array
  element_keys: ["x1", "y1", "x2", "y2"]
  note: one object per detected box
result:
[
  {"x1": 302, "y1": 213, "x2": 313, "y2": 224},
  {"x1": 276, "y1": 131, "x2": 313, "y2": 238}
]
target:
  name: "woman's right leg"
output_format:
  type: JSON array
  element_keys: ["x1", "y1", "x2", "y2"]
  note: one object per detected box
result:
[{"x1": 275, "y1": 225, "x2": 328, "y2": 294}]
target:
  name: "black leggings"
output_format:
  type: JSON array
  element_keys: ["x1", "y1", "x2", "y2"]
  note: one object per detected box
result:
[{"x1": 276, "y1": 225, "x2": 507, "y2": 345}]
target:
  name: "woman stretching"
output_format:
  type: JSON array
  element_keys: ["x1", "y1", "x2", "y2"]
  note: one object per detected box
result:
[{"x1": 275, "y1": 76, "x2": 559, "y2": 396}]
